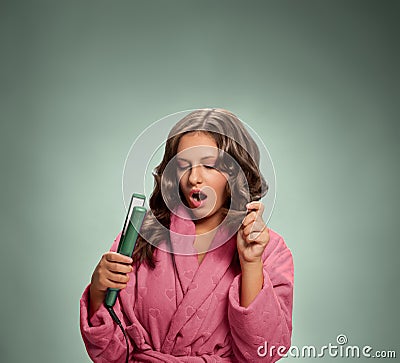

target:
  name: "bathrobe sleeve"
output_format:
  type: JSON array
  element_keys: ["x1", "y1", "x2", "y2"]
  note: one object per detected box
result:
[
  {"x1": 227, "y1": 230, "x2": 294, "y2": 362},
  {"x1": 80, "y1": 232, "x2": 135, "y2": 363}
]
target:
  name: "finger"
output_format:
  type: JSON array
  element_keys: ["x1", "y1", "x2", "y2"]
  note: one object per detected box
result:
[
  {"x1": 243, "y1": 228, "x2": 265, "y2": 242},
  {"x1": 242, "y1": 211, "x2": 264, "y2": 228},
  {"x1": 247, "y1": 230, "x2": 268, "y2": 243},
  {"x1": 242, "y1": 207, "x2": 265, "y2": 227},
  {"x1": 243, "y1": 221, "x2": 266, "y2": 236},
  {"x1": 105, "y1": 270, "x2": 130, "y2": 284},
  {"x1": 105, "y1": 279, "x2": 129, "y2": 290},
  {"x1": 241, "y1": 211, "x2": 255, "y2": 227},
  {"x1": 246, "y1": 201, "x2": 265, "y2": 215},
  {"x1": 105, "y1": 260, "x2": 133, "y2": 274},
  {"x1": 243, "y1": 226, "x2": 269, "y2": 243},
  {"x1": 94, "y1": 273, "x2": 129, "y2": 291},
  {"x1": 104, "y1": 252, "x2": 133, "y2": 264}
]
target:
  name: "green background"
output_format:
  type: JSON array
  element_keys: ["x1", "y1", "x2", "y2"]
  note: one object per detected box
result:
[{"x1": 1, "y1": 1, "x2": 398, "y2": 362}]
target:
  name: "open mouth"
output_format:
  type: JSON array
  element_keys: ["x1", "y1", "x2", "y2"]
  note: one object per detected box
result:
[
  {"x1": 192, "y1": 191, "x2": 207, "y2": 201},
  {"x1": 189, "y1": 189, "x2": 207, "y2": 207}
]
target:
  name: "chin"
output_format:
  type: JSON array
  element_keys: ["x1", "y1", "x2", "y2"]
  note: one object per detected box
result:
[{"x1": 191, "y1": 209, "x2": 209, "y2": 219}]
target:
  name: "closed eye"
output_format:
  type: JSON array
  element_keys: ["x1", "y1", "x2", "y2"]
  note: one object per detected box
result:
[
  {"x1": 177, "y1": 165, "x2": 190, "y2": 171},
  {"x1": 177, "y1": 164, "x2": 218, "y2": 172}
]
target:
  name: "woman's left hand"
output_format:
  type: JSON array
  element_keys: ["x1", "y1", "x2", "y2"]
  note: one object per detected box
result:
[{"x1": 237, "y1": 201, "x2": 270, "y2": 264}]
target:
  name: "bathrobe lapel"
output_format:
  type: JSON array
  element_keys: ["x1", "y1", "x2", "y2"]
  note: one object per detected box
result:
[{"x1": 161, "y1": 207, "x2": 237, "y2": 354}]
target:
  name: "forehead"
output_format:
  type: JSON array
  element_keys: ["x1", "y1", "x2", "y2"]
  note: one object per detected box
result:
[{"x1": 177, "y1": 133, "x2": 218, "y2": 159}]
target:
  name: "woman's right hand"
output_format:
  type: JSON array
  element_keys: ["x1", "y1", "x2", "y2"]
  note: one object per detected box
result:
[{"x1": 89, "y1": 252, "x2": 133, "y2": 318}]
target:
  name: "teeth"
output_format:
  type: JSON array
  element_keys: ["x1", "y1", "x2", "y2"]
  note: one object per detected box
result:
[{"x1": 192, "y1": 192, "x2": 206, "y2": 201}]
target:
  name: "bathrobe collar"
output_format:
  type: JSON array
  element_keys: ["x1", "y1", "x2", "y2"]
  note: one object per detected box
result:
[{"x1": 161, "y1": 205, "x2": 238, "y2": 353}]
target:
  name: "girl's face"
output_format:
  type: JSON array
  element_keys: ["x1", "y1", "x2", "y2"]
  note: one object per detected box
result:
[{"x1": 176, "y1": 132, "x2": 229, "y2": 224}]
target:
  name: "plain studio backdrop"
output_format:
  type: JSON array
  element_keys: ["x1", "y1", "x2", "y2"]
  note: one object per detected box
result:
[{"x1": 0, "y1": 1, "x2": 398, "y2": 362}]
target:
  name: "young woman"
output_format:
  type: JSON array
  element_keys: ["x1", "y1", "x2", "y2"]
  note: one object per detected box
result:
[{"x1": 80, "y1": 108, "x2": 294, "y2": 362}]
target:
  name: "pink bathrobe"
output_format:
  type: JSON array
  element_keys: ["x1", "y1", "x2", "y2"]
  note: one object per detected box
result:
[{"x1": 80, "y1": 207, "x2": 294, "y2": 362}]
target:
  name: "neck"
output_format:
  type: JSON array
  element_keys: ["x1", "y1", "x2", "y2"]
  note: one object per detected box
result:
[{"x1": 194, "y1": 211, "x2": 224, "y2": 235}]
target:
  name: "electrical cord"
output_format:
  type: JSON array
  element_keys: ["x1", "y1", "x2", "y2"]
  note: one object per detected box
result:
[{"x1": 106, "y1": 306, "x2": 129, "y2": 363}]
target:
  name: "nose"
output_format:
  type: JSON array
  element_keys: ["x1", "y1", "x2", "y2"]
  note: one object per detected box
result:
[{"x1": 188, "y1": 165, "x2": 203, "y2": 185}]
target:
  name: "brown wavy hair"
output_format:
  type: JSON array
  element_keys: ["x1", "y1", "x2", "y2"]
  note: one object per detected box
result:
[{"x1": 132, "y1": 108, "x2": 268, "y2": 268}]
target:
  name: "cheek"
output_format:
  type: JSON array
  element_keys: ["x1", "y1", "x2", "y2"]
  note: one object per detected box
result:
[{"x1": 214, "y1": 176, "x2": 229, "y2": 197}]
